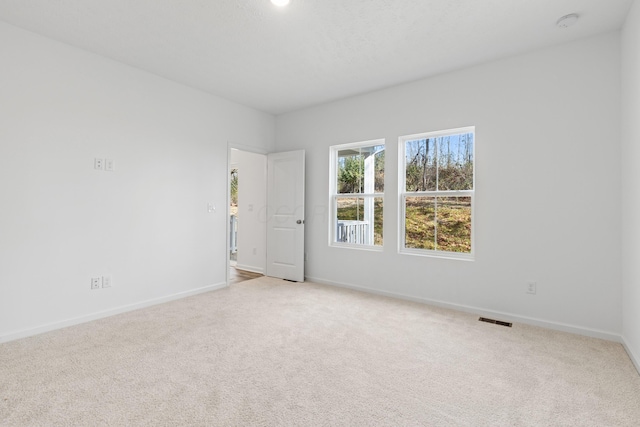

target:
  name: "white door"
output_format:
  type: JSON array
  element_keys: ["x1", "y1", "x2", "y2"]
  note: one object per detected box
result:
[{"x1": 266, "y1": 150, "x2": 305, "y2": 282}]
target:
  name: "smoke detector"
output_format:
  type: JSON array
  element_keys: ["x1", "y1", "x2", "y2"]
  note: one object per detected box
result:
[{"x1": 556, "y1": 13, "x2": 579, "y2": 28}]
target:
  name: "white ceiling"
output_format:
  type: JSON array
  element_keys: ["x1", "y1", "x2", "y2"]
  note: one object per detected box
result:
[{"x1": 0, "y1": 0, "x2": 633, "y2": 114}]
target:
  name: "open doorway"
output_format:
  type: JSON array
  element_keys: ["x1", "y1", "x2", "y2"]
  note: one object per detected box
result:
[
  {"x1": 229, "y1": 167, "x2": 238, "y2": 266},
  {"x1": 228, "y1": 148, "x2": 266, "y2": 284}
]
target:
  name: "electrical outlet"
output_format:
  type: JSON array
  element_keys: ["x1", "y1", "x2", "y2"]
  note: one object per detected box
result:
[
  {"x1": 94, "y1": 158, "x2": 104, "y2": 170},
  {"x1": 105, "y1": 159, "x2": 115, "y2": 171},
  {"x1": 91, "y1": 277, "x2": 101, "y2": 290},
  {"x1": 252, "y1": 247, "x2": 257, "y2": 255},
  {"x1": 102, "y1": 276, "x2": 112, "y2": 288},
  {"x1": 526, "y1": 281, "x2": 537, "y2": 295}
]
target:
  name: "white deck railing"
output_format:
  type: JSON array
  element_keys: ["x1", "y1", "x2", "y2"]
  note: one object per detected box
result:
[
  {"x1": 337, "y1": 220, "x2": 371, "y2": 245},
  {"x1": 230, "y1": 215, "x2": 238, "y2": 253}
]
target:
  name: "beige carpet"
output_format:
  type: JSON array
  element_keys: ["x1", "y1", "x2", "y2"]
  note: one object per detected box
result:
[{"x1": 1, "y1": 277, "x2": 639, "y2": 426}]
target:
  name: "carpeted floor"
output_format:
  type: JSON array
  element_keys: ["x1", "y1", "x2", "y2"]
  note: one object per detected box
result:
[{"x1": 1, "y1": 276, "x2": 639, "y2": 426}]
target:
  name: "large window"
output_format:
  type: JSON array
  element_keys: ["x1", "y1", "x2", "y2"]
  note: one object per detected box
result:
[
  {"x1": 330, "y1": 140, "x2": 385, "y2": 248},
  {"x1": 399, "y1": 127, "x2": 474, "y2": 258}
]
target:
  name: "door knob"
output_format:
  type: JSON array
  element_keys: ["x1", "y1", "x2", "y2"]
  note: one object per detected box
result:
[{"x1": 296, "y1": 220, "x2": 303, "y2": 224}]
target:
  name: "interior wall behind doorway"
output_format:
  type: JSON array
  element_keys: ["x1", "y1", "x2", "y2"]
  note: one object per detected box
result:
[{"x1": 231, "y1": 149, "x2": 267, "y2": 274}]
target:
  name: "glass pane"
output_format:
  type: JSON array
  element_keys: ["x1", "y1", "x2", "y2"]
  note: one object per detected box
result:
[
  {"x1": 337, "y1": 197, "x2": 364, "y2": 221},
  {"x1": 373, "y1": 197, "x2": 383, "y2": 245},
  {"x1": 337, "y1": 149, "x2": 364, "y2": 194},
  {"x1": 374, "y1": 147, "x2": 385, "y2": 193},
  {"x1": 435, "y1": 196, "x2": 471, "y2": 253},
  {"x1": 404, "y1": 196, "x2": 436, "y2": 249},
  {"x1": 436, "y1": 133, "x2": 474, "y2": 191},
  {"x1": 337, "y1": 145, "x2": 385, "y2": 194},
  {"x1": 405, "y1": 138, "x2": 437, "y2": 192},
  {"x1": 335, "y1": 197, "x2": 382, "y2": 246}
]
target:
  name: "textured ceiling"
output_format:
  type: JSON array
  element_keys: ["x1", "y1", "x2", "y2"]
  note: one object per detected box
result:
[{"x1": 0, "y1": 0, "x2": 633, "y2": 114}]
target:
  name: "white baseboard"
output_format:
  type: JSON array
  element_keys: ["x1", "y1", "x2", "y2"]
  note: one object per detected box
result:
[
  {"x1": 0, "y1": 282, "x2": 228, "y2": 344},
  {"x1": 621, "y1": 336, "x2": 640, "y2": 375},
  {"x1": 235, "y1": 264, "x2": 264, "y2": 275},
  {"x1": 306, "y1": 275, "x2": 622, "y2": 343}
]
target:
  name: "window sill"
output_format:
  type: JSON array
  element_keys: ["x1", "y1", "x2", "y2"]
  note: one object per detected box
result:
[
  {"x1": 330, "y1": 242, "x2": 384, "y2": 252},
  {"x1": 399, "y1": 248, "x2": 474, "y2": 261}
]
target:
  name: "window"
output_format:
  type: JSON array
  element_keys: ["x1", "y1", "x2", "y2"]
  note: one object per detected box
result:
[
  {"x1": 330, "y1": 140, "x2": 385, "y2": 248},
  {"x1": 399, "y1": 127, "x2": 474, "y2": 259}
]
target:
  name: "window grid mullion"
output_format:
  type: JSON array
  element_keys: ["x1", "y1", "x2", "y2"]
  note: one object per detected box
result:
[
  {"x1": 402, "y1": 191, "x2": 474, "y2": 197},
  {"x1": 335, "y1": 193, "x2": 384, "y2": 198}
]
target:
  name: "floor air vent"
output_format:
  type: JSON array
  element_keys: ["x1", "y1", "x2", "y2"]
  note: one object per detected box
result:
[{"x1": 479, "y1": 317, "x2": 512, "y2": 327}]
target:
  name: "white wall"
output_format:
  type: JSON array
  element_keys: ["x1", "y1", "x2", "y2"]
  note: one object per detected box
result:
[
  {"x1": 0, "y1": 22, "x2": 275, "y2": 341},
  {"x1": 234, "y1": 150, "x2": 267, "y2": 273},
  {"x1": 622, "y1": 0, "x2": 640, "y2": 370},
  {"x1": 276, "y1": 33, "x2": 622, "y2": 338}
]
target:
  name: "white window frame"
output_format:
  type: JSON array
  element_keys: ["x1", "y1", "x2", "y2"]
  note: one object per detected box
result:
[
  {"x1": 398, "y1": 127, "x2": 475, "y2": 260},
  {"x1": 329, "y1": 139, "x2": 385, "y2": 251}
]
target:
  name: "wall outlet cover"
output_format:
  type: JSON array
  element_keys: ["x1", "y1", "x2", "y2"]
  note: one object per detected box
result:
[
  {"x1": 526, "y1": 281, "x2": 537, "y2": 294},
  {"x1": 102, "y1": 276, "x2": 112, "y2": 288}
]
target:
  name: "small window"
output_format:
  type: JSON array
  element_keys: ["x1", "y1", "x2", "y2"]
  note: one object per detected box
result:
[
  {"x1": 399, "y1": 127, "x2": 474, "y2": 259},
  {"x1": 330, "y1": 140, "x2": 385, "y2": 248}
]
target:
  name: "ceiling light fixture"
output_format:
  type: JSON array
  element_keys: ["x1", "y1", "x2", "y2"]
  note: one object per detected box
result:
[
  {"x1": 556, "y1": 13, "x2": 579, "y2": 28},
  {"x1": 271, "y1": 0, "x2": 290, "y2": 7}
]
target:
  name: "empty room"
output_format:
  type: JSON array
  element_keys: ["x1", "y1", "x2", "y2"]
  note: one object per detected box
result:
[{"x1": 1, "y1": 0, "x2": 640, "y2": 425}]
